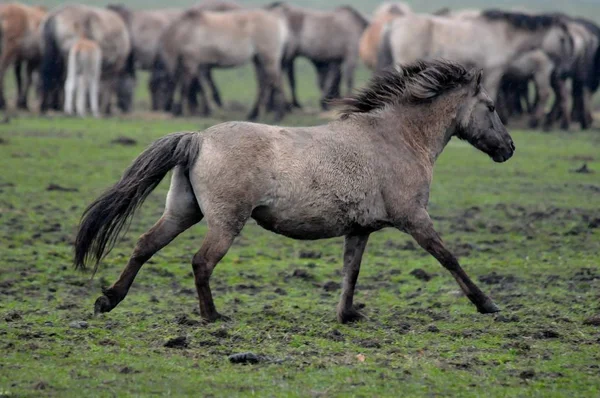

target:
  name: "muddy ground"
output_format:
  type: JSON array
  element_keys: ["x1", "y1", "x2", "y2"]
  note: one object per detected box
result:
[{"x1": 1, "y1": 102, "x2": 600, "y2": 396}]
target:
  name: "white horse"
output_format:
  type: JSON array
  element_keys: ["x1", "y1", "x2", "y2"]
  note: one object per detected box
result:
[{"x1": 64, "y1": 38, "x2": 102, "y2": 118}]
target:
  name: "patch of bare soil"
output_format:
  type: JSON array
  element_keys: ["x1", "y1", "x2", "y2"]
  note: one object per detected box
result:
[
  {"x1": 46, "y1": 184, "x2": 78, "y2": 192},
  {"x1": 111, "y1": 137, "x2": 138, "y2": 146}
]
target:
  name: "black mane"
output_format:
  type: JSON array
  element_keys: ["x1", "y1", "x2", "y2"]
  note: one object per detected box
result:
[
  {"x1": 482, "y1": 9, "x2": 565, "y2": 30},
  {"x1": 334, "y1": 59, "x2": 472, "y2": 116},
  {"x1": 336, "y1": 5, "x2": 369, "y2": 29}
]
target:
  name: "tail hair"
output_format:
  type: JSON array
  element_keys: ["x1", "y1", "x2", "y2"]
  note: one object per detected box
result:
[
  {"x1": 40, "y1": 17, "x2": 64, "y2": 111},
  {"x1": 74, "y1": 132, "x2": 201, "y2": 275}
]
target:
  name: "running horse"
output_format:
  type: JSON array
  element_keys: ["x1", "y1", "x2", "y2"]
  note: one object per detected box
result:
[{"x1": 75, "y1": 60, "x2": 515, "y2": 324}]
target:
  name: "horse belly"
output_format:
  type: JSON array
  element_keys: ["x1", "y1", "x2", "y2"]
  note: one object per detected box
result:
[{"x1": 251, "y1": 204, "x2": 351, "y2": 240}]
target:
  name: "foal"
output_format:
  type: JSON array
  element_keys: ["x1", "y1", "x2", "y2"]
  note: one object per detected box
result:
[
  {"x1": 75, "y1": 60, "x2": 515, "y2": 323},
  {"x1": 64, "y1": 38, "x2": 102, "y2": 118}
]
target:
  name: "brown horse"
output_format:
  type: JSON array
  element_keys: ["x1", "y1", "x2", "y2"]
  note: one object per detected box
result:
[
  {"x1": 359, "y1": 2, "x2": 410, "y2": 70},
  {"x1": 0, "y1": 3, "x2": 46, "y2": 110},
  {"x1": 151, "y1": 8, "x2": 288, "y2": 120},
  {"x1": 266, "y1": 2, "x2": 368, "y2": 109},
  {"x1": 74, "y1": 59, "x2": 515, "y2": 324},
  {"x1": 39, "y1": 4, "x2": 133, "y2": 115}
]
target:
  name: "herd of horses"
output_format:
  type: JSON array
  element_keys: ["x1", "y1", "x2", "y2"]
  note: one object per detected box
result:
[{"x1": 1, "y1": 2, "x2": 599, "y2": 129}]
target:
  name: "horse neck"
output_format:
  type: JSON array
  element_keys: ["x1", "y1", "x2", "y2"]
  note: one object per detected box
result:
[{"x1": 380, "y1": 92, "x2": 464, "y2": 164}]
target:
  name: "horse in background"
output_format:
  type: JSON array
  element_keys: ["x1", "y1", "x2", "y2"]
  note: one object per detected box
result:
[
  {"x1": 108, "y1": 1, "x2": 242, "y2": 112},
  {"x1": 266, "y1": 2, "x2": 368, "y2": 110},
  {"x1": 378, "y1": 10, "x2": 574, "y2": 111},
  {"x1": 39, "y1": 4, "x2": 133, "y2": 115},
  {"x1": 64, "y1": 38, "x2": 101, "y2": 118},
  {"x1": 151, "y1": 8, "x2": 288, "y2": 121},
  {"x1": 0, "y1": 3, "x2": 46, "y2": 110},
  {"x1": 359, "y1": 2, "x2": 411, "y2": 70}
]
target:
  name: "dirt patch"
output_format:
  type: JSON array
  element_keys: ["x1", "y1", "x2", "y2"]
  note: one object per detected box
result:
[
  {"x1": 291, "y1": 269, "x2": 313, "y2": 280},
  {"x1": 4, "y1": 310, "x2": 22, "y2": 322},
  {"x1": 174, "y1": 314, "x2": 201, "y2": 327},
  {"x1": 299, "y1": 250, "x2": 322, "y2": 259},
  {"x1": 228, "y1": 352, "x2": 264, "y2": 364},
  {"x1": 572, "y1": 163, "x2": 593, "y2": 174},
  {"x1": 533, "y1": 329, "x2": 560, "y2": 339},
  {"x1": 410, "y1": 269, "x2": 433, "y2": 281},
  {"x1": 111, "y1": 137, "x2": 138, "y2": 146},
  {"x1": 46, "y1": 184, "x2": 78, "y2": 192},
  {"x1": 478, "y1": 272, "x2": 517, "y2": 285},
  {"x1": 164, "y1": 336, "x2": 188, "y2": 349},
  {"x1": 323, "y1": 281, "x2": 340, "y2": 292},
  {"x1": 583, "y1": 316, "x2": 600, "y2": 326}
]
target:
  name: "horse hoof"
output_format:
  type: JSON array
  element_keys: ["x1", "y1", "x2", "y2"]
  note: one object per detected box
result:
[
  {"x1": 201, "y1": 312, "x2": 231, "y2": 324},
  {"x1": 477, "y1": 300, "x2": 500, "y2": 314},
  {"x1": 337, "y1": 308, "x2": 367, "y2": 324},
  {"x1": 94, "y1": 295, "x2": 114, "y2": 315}
]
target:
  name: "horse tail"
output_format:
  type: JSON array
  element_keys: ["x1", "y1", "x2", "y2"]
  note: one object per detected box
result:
[
  {"x1": 377, "y1": 22, "x2": 394, "y2": 70},
  {"x1": 74, "y1": 132, "x2": 202, "y2": 273},
  {"x1": 40, "y1": 16, "x2": 63, "y2": 112},
  {"x1": 589, "y1": 42, "x2": 600, "y2": 92}
]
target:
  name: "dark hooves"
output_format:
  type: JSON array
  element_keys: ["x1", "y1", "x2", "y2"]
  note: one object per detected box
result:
[
  {"x1": 201, "y1": 312, "x2": 231, "y2": 324},
  {"x1": 94, "y1": 295, "x2": 114, "y2": 315},
  {"x1": 476, "y1": 300, "x2": 501, "y2": 314},
  {"x1": 337, "y1": 308, "x2": 367, "y2": 324}
]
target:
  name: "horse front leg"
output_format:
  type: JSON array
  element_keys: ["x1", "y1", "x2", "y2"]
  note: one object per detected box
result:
[
  {"x1": 405, "y1": 209, "x2": 500, "y2": 314},
  {"x1": 16, "y1": 61, "x2": 36, "y2": 110},
  {"x1": 337, "y1": 233, "x2": 370, "y2": 323}
]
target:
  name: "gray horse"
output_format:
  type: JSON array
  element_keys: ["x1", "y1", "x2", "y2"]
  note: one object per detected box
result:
[
  {"x1": 266, "y1": 2, "x2": 368, "y2": 110},
  {"x1": 75, "y1": 60, "x2": 515, "y2": 324}
]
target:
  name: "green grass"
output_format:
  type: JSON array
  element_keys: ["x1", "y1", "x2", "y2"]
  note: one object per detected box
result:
[{"x1": 1, "y1": 39, "x2": 600, "y2": 397}]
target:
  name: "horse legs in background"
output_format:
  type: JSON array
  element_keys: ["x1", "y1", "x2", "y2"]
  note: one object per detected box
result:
[
  {"x1": 248, "y1": 55, "x2": 285, "y2": 121},
  {"x1": 318, "y1": 61, "x2": 342, "y2": 110},
  {"x1": 0, "y1": 49, "x2": 18, "y2": 110},
  {"x1": 571, "y1": 79, "x2": 593, "y2": 130},
  {"x1": 544, "y1": 74, "x2": 570, "y2": 131},
  {"x1": 528, "y1": 66, "x2": 553, "y2": 129},
  {"x1": 341, "y1": 53, "x2": 357, "y2": 97},
  {"x1": 16, "y1": 61, "x2": 37, "y2": 110},
  {"x1": 200, "y1": 67, "x2": 222, "y2": 108}
]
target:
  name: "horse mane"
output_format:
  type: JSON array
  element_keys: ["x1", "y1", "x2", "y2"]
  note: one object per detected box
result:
[
  {"x1": 482, "y1": 9, "x2": 566, "y2": 30},
  {"x1": 336, "y1": 6, "x2": 369, "y2": 29},
  {"x1": 334, "y1": 59, "x2": 472, "y2": 116},
  {"x1": 433, "y1": 7, "x2": 451, "y2": 16},
  {"x1": 265, "y1": 2, "x2": 286, "y2": 9}
]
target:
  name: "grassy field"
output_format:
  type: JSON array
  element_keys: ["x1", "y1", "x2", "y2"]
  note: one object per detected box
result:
[{"x1": 1, "y1": 51, "x2": 600, "y2": 396}]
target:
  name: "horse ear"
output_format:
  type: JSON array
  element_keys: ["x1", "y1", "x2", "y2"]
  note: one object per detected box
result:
[{"x1": 473, "y1": 69, "x2": 483, "y2": 95}]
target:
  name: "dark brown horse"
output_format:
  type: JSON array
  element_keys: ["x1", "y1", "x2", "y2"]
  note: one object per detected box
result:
[{"x1": 75, "y1": 60, "x2": 515, "y2": 324}]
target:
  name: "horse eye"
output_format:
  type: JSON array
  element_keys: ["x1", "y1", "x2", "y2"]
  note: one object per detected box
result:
[{"x1": 487, "y1": 104, "x2": 495, "y2": 112}]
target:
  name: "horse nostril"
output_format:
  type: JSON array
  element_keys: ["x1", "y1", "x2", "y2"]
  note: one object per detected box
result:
[{"x1": 510, "y1": 141, "x2": 515, "y2": 151}]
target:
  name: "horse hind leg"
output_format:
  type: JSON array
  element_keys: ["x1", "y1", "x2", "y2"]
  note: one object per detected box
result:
[
  {"x1": 94, "y1": 167, "x2": 203, "y2": 314},
  {"x1": 337, "y1": 233, "x2": 370, "y2": 323}
]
